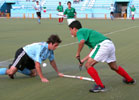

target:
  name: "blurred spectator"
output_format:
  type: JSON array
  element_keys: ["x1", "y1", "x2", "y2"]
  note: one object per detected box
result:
[
  {"x1": 73, "y1": 0, "x2": 80, "y2": 4},
  {"x1": 130, "y1": 5, "x2": 136, "y2": 20}
]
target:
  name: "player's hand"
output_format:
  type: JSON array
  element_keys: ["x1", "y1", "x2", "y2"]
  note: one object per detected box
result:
[
  {"x1": 79, "y1": 59, "x2": 84, "y2": 67},
  {"x1": 76, "y1": 53, "x2": 80, "y2": 59},
  {"x1": 58, "y1": 72, "x2": 64, "y2": 77},
  {"x1": 41, "y1": 77, "x2": 49, "y2": 83}
]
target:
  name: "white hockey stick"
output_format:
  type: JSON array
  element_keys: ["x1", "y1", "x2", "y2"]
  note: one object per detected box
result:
[{"x1": 61, "y1": 74, "x2": 94, "y2": 82}]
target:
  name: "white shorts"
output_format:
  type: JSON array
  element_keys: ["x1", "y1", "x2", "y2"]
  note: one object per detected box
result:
[
  {"x1": 67, "y1": 18, "x2": 76, "y2": 25},
  {"x1": 131, "y1": 12, "x2": 135, "y2": 16},
  {"x1": 58, "y1": 12, "x2": 63, "y2": 18},
  {"x1": 89, "y1": 40, "x2": 116, "y2": 63}
]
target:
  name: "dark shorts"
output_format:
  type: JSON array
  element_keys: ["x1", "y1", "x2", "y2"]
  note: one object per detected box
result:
[
  {"x1": 36, "y1": 12, "x2": 41, "y2": 18},
  {"x1": 110, "y1": 12, "x2": 114, "y2": 15},
  {"x1": 11, "y1": 48, "x2": 35, "y2": 71}
]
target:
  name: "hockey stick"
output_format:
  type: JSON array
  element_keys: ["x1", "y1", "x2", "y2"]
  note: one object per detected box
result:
[
  {"x1": 77, "y1": 56, "x2": 83, "y2": 71},
  {"x1": 61, "y1": 74, "x2": 94, "y2": 82}
]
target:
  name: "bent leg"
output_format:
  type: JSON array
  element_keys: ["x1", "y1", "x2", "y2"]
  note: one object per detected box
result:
[
  {"x1": 0, "y1": 68, "x2": 8, "y2": 75},
  {"x1": 108, "y1": 61, "x2": 133, "y2": 82},
  {"x1": 17, "y1": 68, "x2": 31, "y2": 76},
  {"x1": 86, "y1": 58, "x2": 105, "y2": 88},
  {"x1": 30, "y1": 69, "x2": 37, "y2": 77}
]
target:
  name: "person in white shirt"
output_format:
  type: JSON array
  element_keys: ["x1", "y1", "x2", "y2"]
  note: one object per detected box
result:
[
  {"x1": 34, "y1": 1, "x2": 42, "y2": 24},
  {"x1": 110, "y1": 4, "x2": 115, "y2": 20}
]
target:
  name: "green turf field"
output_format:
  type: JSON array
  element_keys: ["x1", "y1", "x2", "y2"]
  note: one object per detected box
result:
[{"x1": 0, "y1": 18, "x2": 139, "y2": 100}]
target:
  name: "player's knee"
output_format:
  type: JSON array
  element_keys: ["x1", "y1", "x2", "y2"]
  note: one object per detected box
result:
[
  {"x1": 30, "y1": 71, "x2": 37, "y2": 77},
  {"x1": 110, "y1": 66, "x2": 118, "y2": 71},
  {"x1": 85, "y1": 63, "x2": 91, "y2": 70},
  {"x1": 6, "y1": 69, "x2": 15, "y2": 75},
  {"x1": 6, "y1": 67, "x2": 17, "y2": 75}
]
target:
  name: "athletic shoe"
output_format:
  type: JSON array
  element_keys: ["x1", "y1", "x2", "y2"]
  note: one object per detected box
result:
[
  {"x1": 123, "y1": 79, "x2": 136, "y2": 85},
  {"x1": 8, "y1": 64, "x2": 14, "y2": 79},
  {"x1": 89, "y1": 85, "x2": 106, "y2": 93}
]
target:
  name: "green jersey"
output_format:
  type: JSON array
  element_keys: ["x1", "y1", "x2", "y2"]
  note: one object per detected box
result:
[
  {"x1": 57, "y1": 5, "x2": 63, "y2": 12},
  {"x1": 64, "y1": 7, "x2": 76, "y2": 19},
  {"x1": 131, "y1": 7, "x2": 136, "y2": 12},
  {"x1": 77, "y1": 28, "x2": 109, "y2": 48}
]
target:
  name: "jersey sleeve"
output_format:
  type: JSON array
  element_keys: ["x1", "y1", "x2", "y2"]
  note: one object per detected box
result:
[
  {"x1": 64, "y1": 9, "x2": 67, "y2": 15},
  {"x1": 34, "y1": 47, "x2": 42, "y2": 63},
  {"x1": 48, "y1": 51, "x2": 54, "y2": 61},
  {"x1": 77, "y1": 31, "x2": 85, "y2": 42}
]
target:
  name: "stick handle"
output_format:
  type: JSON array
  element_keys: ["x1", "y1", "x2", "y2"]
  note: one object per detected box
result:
[{"x1": 77, "y1": 57, "x2": 82, "y2": 71}]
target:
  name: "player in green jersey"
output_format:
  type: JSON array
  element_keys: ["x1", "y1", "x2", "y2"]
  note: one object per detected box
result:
[
  {"x1": 130, "y1": 5, "x2": 136, "y2": 20},
  {"x1": 57, "y1": 2, "x2": 64, "y2": 23},
  {"x1": 64, "y1": 1, "x2": 76, "y2": 25},
  {"x1": 69, "y1": 20, "x2": 136, "y2": 93}
]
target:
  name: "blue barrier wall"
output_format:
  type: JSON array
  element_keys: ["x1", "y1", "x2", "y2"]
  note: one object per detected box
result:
[{"x1": 1, "y1": 0, "x2": 139, "y2": 18}]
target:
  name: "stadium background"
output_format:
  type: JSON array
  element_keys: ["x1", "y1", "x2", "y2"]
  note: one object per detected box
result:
[{"x1": 0, "y1": 0, "x2": 139, "y2": 19}]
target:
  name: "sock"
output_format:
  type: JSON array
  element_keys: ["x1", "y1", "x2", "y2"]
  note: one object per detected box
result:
[
  {"x1": 59, "y1": 18, "x2": 60, "y2": 23},
  {"x1": 116, "y1": 66, "x2": 133, "y2": 82},
  {"x1": 0, "y1": 68, "x2": 7, "y2": 75},
  {"x1": 132, "y1": 16, "x2": 134, "y2": 20},
  {"x1": 38, "y1": 19, "x2": 40, "y2": 23},
  {"x1": 87, "y1": 67, "x2": 104, "y2": 88},
  {"x1": 110, "y1": 15, "x2": 113, "y2": 20},
  {"x1": 17, "y1": 68, "x2": 31, "y2": 76},
  {"x1": 61, "y1": 18, "x2": 64, "y2": 22}
]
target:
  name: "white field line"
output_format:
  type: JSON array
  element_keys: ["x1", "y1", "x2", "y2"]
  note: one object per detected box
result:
[{"x1": 0, "y1": 26, "x2": 139, "y2": 64}]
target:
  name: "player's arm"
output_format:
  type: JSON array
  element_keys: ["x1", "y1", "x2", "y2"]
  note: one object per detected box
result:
[
  {"x1": 63, "y1": 9, "x2": 67, "y2": 16},
  {"x1": 35, "y1": 61, "x2": 49, "y2": 82},
  {"x1": 74, "y1": 9, "x2": 77, "y2": 18},
  {"x1": 50, "y1": 60, "x2": 63, "y2": 76},
  {"x1": 76, "y1": 40, "x2": 85, "y2": 59},
  {"x1": 57, "y1": 6, "x2": 59, "y2": 11},
  {"x1": 81, "y1": 48, "x2": 93, "y2": 63}
]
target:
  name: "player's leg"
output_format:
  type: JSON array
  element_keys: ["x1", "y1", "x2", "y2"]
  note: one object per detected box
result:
[
  {"x1": 30, "y1": 69, "x2": 37, "y2": 77},
  {"x1": 58, "y1": 17, "x2": 61, "y2": 23},
  {"x1": 110, "y1": 12, "x2": 114, "y2": 20},
  {"x1": 6, "y1": 66, "x2": 18, "y2": 78},
  {"x1": 9, "y1": 48, "x2": 28, "y2": 78},
  {"x1": 61, "y1": 17, "x2": 64, "y2": 22},
  {"x1": 85, "y1": 58, "x2": 106, "y2": 93},
  {"x1": 106, "y1": 41, "x2": 135, "y2": 84},
  {"x1": 0, "y1": 68, "x2": 7, "y2": 75},
  {"x1": 24, "y1": 56, "x2": 36, "y2": 77},
  {"x1": 37, "y1": 12, "x2": 41, "y2": 24},
  {"x1": 85, "y1": 43, "x2": 108, "y2": 92},
  {"x1": 0, "y1": 66, "x2": 17, "y2": 79},
  {"x1": 132, "y1": 13, "x2": 134, "y2": 20},
  {"x1": 108, "y1": 61, "x2": 135, "y2": 84},
  {"x1": 17, "y1": 68, "x2": 31, "y2": 76}
]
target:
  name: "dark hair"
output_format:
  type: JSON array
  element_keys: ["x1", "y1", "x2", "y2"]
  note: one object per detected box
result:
[
  {"x1": 47, "y1": 35, "x2": 62, "y2": 44},
  {"x1": 67, "y1": 1, "x2": 71, "y2": 5},
  {"x1": 69, "y1": 20, "x2": 82, "y2": 29}
]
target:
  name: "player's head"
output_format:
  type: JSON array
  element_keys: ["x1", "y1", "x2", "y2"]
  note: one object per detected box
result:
[
  {"x1": 67, "y1": 1, "x2": 71, "y2": 8},
  {"x1": 36, "y1": 1, "x2": 39, "y2": 4},
  {"x1": 59, "y1": 2, "x2": 61, "y2": 5},
  {"x1": 69, "y1": 20, "x2": 82, "y2": 37},
  {"x1": 47, "y1": 35, "x2": 62, "y2": 50}
]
